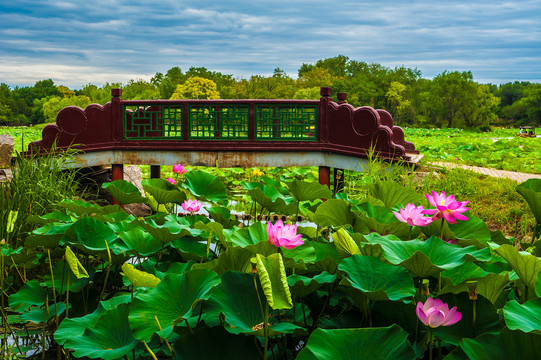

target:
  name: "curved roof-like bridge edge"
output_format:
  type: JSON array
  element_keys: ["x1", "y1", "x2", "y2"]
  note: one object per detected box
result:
[{"x1": 25, "y1": 87, "x2": 422, "y2": 184}]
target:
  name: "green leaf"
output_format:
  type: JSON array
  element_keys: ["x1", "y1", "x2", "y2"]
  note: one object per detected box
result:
[
  {"x1": 62, "y1": 217, "x2": 118, "y2": 252},
  {"x1": 102, "y1": 180, "x2": 147, "y2": 205},
  {"x1": 440, "y1": 272, "x2": 511, "y2": 305},
  {"x1": 207, "y1": 271, "x2": 304, "y2": 336},
  {"x1": 516, "y1": 179, "x2": 541, "y2": 225},
  {"x1": 536, "y1": 272, "x2": 541, "y2": 297},
  {"x1": 25, "y1": 222, "x2": 73, "y2": 249},
  {"x1": 441, "y1": 262, "x2": 489, "y2": 286},
  {"x1": 20, "y1": 302, "x2": 67, "y2": 323},
  {"x1": 363, "y1": 235, "x2": 491, "y2": 278},
  {"x1": 494, "y1": 244, "x2": 541, "y2": 287},
  {"x1": 449, "y1": 328, "x2": 541, "y2": 360},
  {"x1": 64, "y1": 303, "x2": 137, "y2": 360},
  {"x1": 256, "y1": 253, "x2": 293, "y2": 310},
  {"x1": 8, "y1": 280, "x2": 47, "y2": 312},
  {"x1": 191, "y1": 246, "x2": 253, "y2": 275},
  {"x1": 313, "y1": 199, "x2": 353, "y2": 228},
  {"x1": 503, "y1": 298, "x2": 541, "y2": 334},
  {"x1": 287, "y1": 179, "x2": 332, "y2": 202},
  {"x1": 339, "y1": 255, "x2": 416, "y2": 302},
  {"x1": 7, "y1": 210, "x2": 18, "y2": 233},
  {"x1": 331, "y1": 228, "x2": 362, "y2": 258},
  {"x1": 129, "y1": 269, "x2": 220, "y2": 341},
  {"x1": 142, "y1": 178, "x2": 187, "y2": 205},
  {"x1": 296, "y1": 324, "x2": 416, "y2": 360},
  {"x1": 65, "y1": 245, "x2": 89, "y2": 279},
  {"x1": 367, "y1": 181, "x2": 424, "y2": 211},
  {"x1": 134, "y1": 218, "x2": 200, "y2": 244},
  {"x1": 121, "y1": 263, "x2": 160, "y2": 288},
  {"x1": 116, "y1": 227, "x2": 163, "y2": 257},
  {"x1": 42, "y1": 259, "x2": 91, "y2": 294},
  {"x1": 247, "y1": 187, "x2": 297, "y2": 215},
  {"x1": 287, "y1": 272, "x2": 337, "y2": 297},
  {"x1": 182, "y1": 170, "x2": 228, "y2": 205}
]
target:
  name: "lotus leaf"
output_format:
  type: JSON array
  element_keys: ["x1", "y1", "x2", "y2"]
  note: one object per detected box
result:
[
  {"x1": 494, "y1": 244, "x2": 541, "y2": 287},
  {"x1": 339, "y1": 255, "x2": 416, "y2": 302},
  {"x1": 182, "y1": 170, "x2": 228, "y2": 205},
  {"x1": 287, "y1": 179, "x2": 332, "y2": 202},
  {"x1": 256, "y1": 253, "x2": 293, "y2": 310},
  {"x1": 367, "y1": 180, "x2": 425, "y2": 211},
  {"x1": 9, "y1": 279, "x2": 47, "y2": 312},
  {"x1": 102, "y1": 180, "x2": 147, "y2": 205},
  {"x1": 121, "y1": 263, "x2": 160, "y2": 288},
  {"x1": 142, "y1": 178, "x2": 187, "y2": 205},
  {"x1": 129, "y1": 269, "x2": 220, "y2": 341},
  {"x1": 296, "y1": 324, "x2": 416, "y2": 359},
  {"x1": 503, "y1": 298, "x2": 541, "y2": 334}
]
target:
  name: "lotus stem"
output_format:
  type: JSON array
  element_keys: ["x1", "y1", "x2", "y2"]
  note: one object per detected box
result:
[
  {"x1": 65, "y1": 275, "x2": 70, "y2": 319},
  {"x1": 428, "y1": 330, "x2": 433, "y2": 360},
  {"x1": 99, "y1": 240, "x2": 112, "y2": 302},
  {"x1": 154, "y1": 315, "x2": 173, "y2": 355},
  {"x1": 10, "y1": 257, "x2": 25, "y2": 283},
  {"x1": 263, "y1": 303, "x2": 269, "y2": 360},
  {"x1": 143, "y1": 340, "x2": 158, "y2": 360},
  {"x1": 48, "y1": 250, "x2": 59, "y2": 329}
]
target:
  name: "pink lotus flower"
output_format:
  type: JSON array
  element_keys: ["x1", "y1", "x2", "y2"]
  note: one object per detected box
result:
[
  {"x1": 167, "y1": 178, "x2": 176, "y2": 185},
  {"x1": 416, "y1": 297, "x2": 462, "y2": 328},
  {"x1": 267, "y1": 219, "x2": 304, "y2": 249},
  {"x1": 422, "y1": 191, "x2": 469, "y2": 224},
  {"x1": 182, "y1": 199, "x2": 202, "y2": 213},
  {"x1": 173, "y1": 164, "x2": 187, "y2": 175},
  {"x1": 393, "y1": 204, "x2": 433, "y2": 227}
]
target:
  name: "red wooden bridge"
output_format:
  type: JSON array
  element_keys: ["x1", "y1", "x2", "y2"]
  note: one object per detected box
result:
[{"x1": 27, "y1": 87, "x2": 421, "y2": 186}]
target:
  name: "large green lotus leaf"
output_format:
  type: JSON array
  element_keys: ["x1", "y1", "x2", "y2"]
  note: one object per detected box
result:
[
  {"x1": 28, "y1": 211, "x2": 73, "y2": 224},
  {"x1": 367, "y1": 181, "x2": 425, "y2": 211},
  {"x1": 182, "y1": 170, "x2": 228, "y2": 205},
  {"x1": 247, "y1": 187, "x2": 297, "y2": 215},
  {"x1": 20, "y1": 302, "x2": 67, "y2": 323},
  {"x1": 134, "y1": 218, "x2": 200, "y2": 244},
  {"x1": 313, "y1": 199, "x2": 353, "y2": 228},
  {"x1": 441, "y1": 262, "x2": 489, "y2": 286},
  {"x1": 116, "y1": 227, "x2": 162, "y2": 257},
  {"x1": 9, "y1": 279, "x2": 47, "y2": 312},
  {"x1": 102, "y1": 180, "x2": 147, "y2": 205},
  {"x1": 449, "y1": 216, "x2": 492, "y2": 247},
  {"x1": 503, "y1": 298, "x2": 541, "y2": 334},
  {"x1": 296, "y1": 324, "x2": 416, "y2": 360},
  {"x1": 516, "y1": 179, "x2": 541, "y2": 224},
  {"x1": 305, "y1": 242, "x2": 342, "y2": 274},
  {"x1": 362, "y1": 235, "x2": 491, "y2": 278},
  {"x1": 62, "y1": 217, "x2": 118, "y2": 252},
  {"x1": 282, "y1": 242, "x2": 317, "y2": 270},
  {"x1": 287, "y1": 179, "x2": 332, "y2": 202},
  {"x1": 172, "y1": 326, "x2": 260, "y2": 359},
  {"x1": 194, "y1": 221, "x2": 226, "y2": 247},
  {"x1": 440, "y1": 272, "x2": 511, "y2": 305},
  {"x1": 58, "y1": 198, "x2": 103, "y2": 216},
  {"x1": 445, "y1": 328, "x2": 541, "y2": 360},
  {"x1": 121, "y1": 263, "x2": 160, "y2": 288},
  {"x1": 142, "y1": 178, "x2": 187, "y2": 205},
  {"x1": 54, "y1": 294, "x2": 132, "y2": 345},
  {"x1": 170, "y1": 238, "x2": 208, "y2": 261},
  {"x1": 25, "y1": 222, "x2": 73, "y2": 249},
  {"x1": 146, "y1": 192, "x2": 168, "y2": 213},
  {"x1": 256, "y1": 253, "x2": 293, "y2": 310},
  {"x1": 223, "y1": 222, "x2": 277, "y2": 256},
  {"x1": 129, "y1": 269, "x2": 220, "y2": 341},
  {"x1": 206, "y1": 206, "x2": 240, "y2": 229},
  {"x1": 206, "y1": 271, "x2": 304, "y2": 336},
  {"x1": 372, "y1": 301, "x2": 418, "y2": 339},
  {"x1": 64, "y1": 303, "x2": 137, "y2": 360},
  {"x1": 339, "y1": 255, "x2": 416, "y2": 302},
  {"x1": 536, "y1": 272, "x2": 541, "y2": 297},
  {"x1": 432, "y1": 293, "x2": 502, "y2": 346},
  {"x1": 287, "y1": 272, "x2": 337, "y2": 297},
  {"x1": 353, "y1": 208, "x2": 415, "y2": 240},
  {"x1": 191, "y1": 246, "x2": 253, "y2": 275},
  {"x1": 494, "y1": 244, "x2": 541, "y2": 288},
  {"x1": 331, "y1": 227, "x2": 361, "y2": 258}
]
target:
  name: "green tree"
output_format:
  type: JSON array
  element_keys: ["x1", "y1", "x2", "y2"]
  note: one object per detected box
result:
[
  {"x1": 386, "y1": 82, "x2": 413, "y2": 124},
  {"x1": 170, "y1": 76, "x2": 220, "y2": 99},
  {"x1": 459, "y1": 84, "x2": 501, "y2": 127},
  {"x1": 42, "y1": 95, "x2": 92, "y2": 123},
  {"x1": 122, "y1": 79, "x2": 159, "y2": 100},
  {"x1": 519, "y1": 84, "x2": 541, "y2": 125},
  {"x1": 293, "y1": 87, "x2": 321, "y2": 100},
  {"x1": 430, "y1": 71, "x2": 476, "y2": 128}
]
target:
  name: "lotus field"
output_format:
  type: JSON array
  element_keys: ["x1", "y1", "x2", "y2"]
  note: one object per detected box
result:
[{"x1": 2, "y1": 156, "x2": 541, "y2": 360}]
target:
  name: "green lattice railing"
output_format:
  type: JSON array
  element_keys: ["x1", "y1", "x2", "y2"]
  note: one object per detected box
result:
[
  {"x1": 255, "y1": 104, "x2": 317, "y2": 140},
  {"x1": 123, "y1": 103, "x2": 318, "y2": 141},
  {"x1": 189, "y1": 104, "x2": 249, "y2": 139}
]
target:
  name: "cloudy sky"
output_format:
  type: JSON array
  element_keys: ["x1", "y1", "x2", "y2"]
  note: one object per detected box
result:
[{"x1": 1, "y1": 0, "x2": 540, "y2": 89}]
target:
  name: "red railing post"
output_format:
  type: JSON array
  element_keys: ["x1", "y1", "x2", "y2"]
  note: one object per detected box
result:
[
  {"x1": 319, "y1": 87, "x2": 332, "y2": 144},
  {"x1": 111, "y1": 88, "x2": 123, "y2": 142}
]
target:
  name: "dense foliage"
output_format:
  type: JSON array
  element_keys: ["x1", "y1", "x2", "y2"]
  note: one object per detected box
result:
[
  {"x1": 1, "y1": 157, "x2": 541, "y2": 359},
  {"x1": 1, "y1": 56, "x2": 540, "y2": 127}
]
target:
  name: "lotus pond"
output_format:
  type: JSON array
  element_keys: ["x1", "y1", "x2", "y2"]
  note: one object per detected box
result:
[{"x1": 1, "y1": 156, "x2": 541, "y2": 360}]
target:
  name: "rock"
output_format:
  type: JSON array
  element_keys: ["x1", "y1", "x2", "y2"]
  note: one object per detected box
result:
[
  {"x1": 0, "y1": 134, "x2": 14, "y2": 168},
  {"x1": 0, "y1": 168, "x2": 12, "y2": 182},
  {"x1": 124, "y1": 165, "x2": 145, "y2": 195}
]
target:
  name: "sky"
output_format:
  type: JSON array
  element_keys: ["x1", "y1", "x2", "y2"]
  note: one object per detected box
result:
[{"x1": 1, "y1": 0, "x2": 540, "y2": 89}]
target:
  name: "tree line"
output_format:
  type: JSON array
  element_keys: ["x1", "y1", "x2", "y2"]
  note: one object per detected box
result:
[{"x1": 1, "y1": 55, "x2": 540, "y2": 128}]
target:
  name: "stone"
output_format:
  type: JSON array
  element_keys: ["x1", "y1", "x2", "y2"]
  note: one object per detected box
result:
[{"x1": 0, "y1": 134, "x2": 14, "y2": 168}]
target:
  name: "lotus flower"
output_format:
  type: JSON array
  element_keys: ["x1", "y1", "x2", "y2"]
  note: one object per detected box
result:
[
  {"x1": 416, "y1": 297, "x2": 461, "y2": 328},
  {"x1": 172, "y1": 164, "x2": 187, "y2": 175},
  {"x1": 393, "y1": 204, "x2": 433, "y2": 227},
  {"x1": 167, "y1": 177, "x2": 176, "y2": 185},
  {"x1": 422, "y1": 191, "x2": 469, "y2": 224},
  {"x1": 267, "y1": 219, "x2": 304, "y2": 249},
  {"x1": 181, "y1": 199, "x2": 202, "y2": 213}
]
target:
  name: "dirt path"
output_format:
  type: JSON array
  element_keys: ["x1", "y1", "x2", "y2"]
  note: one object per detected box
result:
[{"x1": 428, "y1": 162, "x2": 541, "y2": 183}]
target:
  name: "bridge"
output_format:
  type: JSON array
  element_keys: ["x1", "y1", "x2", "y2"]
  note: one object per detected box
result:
[{"x1": 27, "y1": 87, "x2": 421, "y2": 187}]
